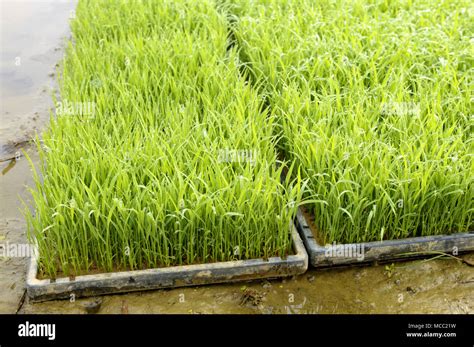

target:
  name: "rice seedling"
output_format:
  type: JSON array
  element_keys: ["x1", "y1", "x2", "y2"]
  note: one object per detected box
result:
[
  {"x1": 231, "y1": 0, "x2": 473, "y2": 243},
  {"x1": 25, "y1": 0, "x2": 304, "y2": 279}
]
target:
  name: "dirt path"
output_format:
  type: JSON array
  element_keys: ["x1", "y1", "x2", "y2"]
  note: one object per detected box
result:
[{"x1": 1, "y1": 0, "x2": 472, "y2": 315}]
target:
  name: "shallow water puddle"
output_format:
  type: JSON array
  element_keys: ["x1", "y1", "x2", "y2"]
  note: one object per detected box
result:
[
  {"x1": 0, "y1": 0, "x2": 75, "y2": 158},
  {"x1": 0, "y1": 0, "x2": 74, "y2": 313}
]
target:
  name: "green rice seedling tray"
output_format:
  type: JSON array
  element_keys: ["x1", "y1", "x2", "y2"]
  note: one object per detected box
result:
[
  {"x1": 295, "y1": 209, "x2": 474, "y2": 268},
  {"x1": 26, "y1": 224, "x2": 307, "y2": 302}
]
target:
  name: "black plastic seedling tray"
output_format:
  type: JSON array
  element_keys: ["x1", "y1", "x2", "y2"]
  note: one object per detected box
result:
[
  {"x1": 26, "y1": 223, "x2": 308, "y2": 302},
  {"x1": 295, "y1": 209, "x2": 474, "y2": 268}
]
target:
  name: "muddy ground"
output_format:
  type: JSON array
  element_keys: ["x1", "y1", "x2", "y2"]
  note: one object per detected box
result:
[{"x1": 1, "y1": 1, "x2": 472, "y2": 315}]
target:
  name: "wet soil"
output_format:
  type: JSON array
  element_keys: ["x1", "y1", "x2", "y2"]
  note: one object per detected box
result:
[{"x1": 20, "y1": 254, "x2": 474, "y2": 314}]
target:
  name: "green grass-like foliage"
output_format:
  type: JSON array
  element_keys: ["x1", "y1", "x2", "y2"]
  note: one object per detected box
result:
[
  {"x1": 26, "y1": 0, "x2": 303, "y2": 278},
  {"x1": 232, "y1": 0, "x2": 473, "y2": 243}
]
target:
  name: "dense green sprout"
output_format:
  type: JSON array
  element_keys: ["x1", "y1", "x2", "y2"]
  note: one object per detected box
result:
[
  {"x1": 26, "y1": 0, "x2": 302, "y2": 278},
  {"x1": 232, "y1": 0, "x2": 473, "y2": 243}
]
